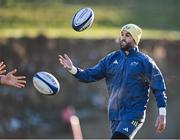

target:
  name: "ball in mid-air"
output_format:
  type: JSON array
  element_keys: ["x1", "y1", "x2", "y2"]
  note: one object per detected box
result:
[
  {"x1": 72, "y1": 7, "x2": 94, "y2": 32},
  {"x1": 33, "y1": 71, "x2": 60, "y2": 95}
]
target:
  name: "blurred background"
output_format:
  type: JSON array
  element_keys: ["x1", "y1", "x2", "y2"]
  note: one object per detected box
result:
[{"x1": 0, "y1": 0, "x2": 180, "y2": 138}]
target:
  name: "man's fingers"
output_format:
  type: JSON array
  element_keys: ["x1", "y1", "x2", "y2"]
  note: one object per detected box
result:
[
  {"x1": 156, "y1": 123, "x2": 165, "y2": 133},
  {"x1": 14, "y1": 83, "x2": 25, "y2": 88},
  {"x1": 0, "y1": 62, "x2": 7, "y2": 74},
  {"x1": 59, "y1": 55, "x2": 68, "y2": 64},
  {"x1": 59, "y1": 58, "x2": 64, "y2": 64},
  {"x1": 11, "y1": 80, "x2": 26, "y2": 88},
  {"x1": 17, "y1": 83, "x2": 25, "y2": 87},
  {"x1": 0, "y1": 64, "x2": 6, "y2": 69},
  {"x1": 0, "y1": 61, "x2": 4, "y2": 66},
  {"x1": 156, "y1": 123, "x2": 161, "y2": 133},
  {"x1": 160, "y1": 123, "x2": 165, "y2": 131},
  {"x1": 59, "y1": 58, "x2": 68, "y2": 68},
  {"x1": 59, "y1": 55, "x2": 66, "y2": 61},
  {"x1": 64, "y1": 54, "x2": 70, "y2": 60},
  {"x1": 17, "y1": 80, "x2": 26, "y2": 84},
  {"x1": 0, "y1": 70, "x2": 6, "y2": 74},
  {"x1": 16, "y1": 76, "x2": 26, "y2": 80},
  {"x1": 59, "y1": 55, "x2": 63, "y2": 59},
  {"x1": 59, "y1": 55, "x2": 69, "y2": 67},
  {"x1": 59, "y1": 59, "x2": 66, "y2": 67},
  {"x1": 9, "y1": 69, "x2": 17, "y2": 74},
  {"x1": 155, "y1": 115, "x2": 166, "y2": 133},
  {"x1": 155, "y1": 119, "x2": 158, "y2": 128},
  {"x1": 59, "y1": 54, "x2": 72, "y2": 70}
]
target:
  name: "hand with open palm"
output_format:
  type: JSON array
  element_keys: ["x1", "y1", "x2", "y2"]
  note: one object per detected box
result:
[
  {"x1": 59, "y1": 54, "x2": 73, "y2": 71},
  {"x1": 0, "y1": 61, "x2": 26, "y2": 88}
]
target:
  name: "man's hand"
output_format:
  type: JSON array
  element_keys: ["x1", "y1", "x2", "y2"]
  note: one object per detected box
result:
[
  {"x1": 59, "y1": 54, "x2": 73, "y2": 71},
  {"x1": 155, "y1": 115, "x2": 166, "y2": 133},
  {"x1": 0, "y1": 61, "x2": 6, "y2": 74},
  {"x1": 0, "y1": 69, "x2": 26, "y2": 88}
]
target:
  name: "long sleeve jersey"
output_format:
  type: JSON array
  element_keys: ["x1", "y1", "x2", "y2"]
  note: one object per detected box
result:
[{"x1": 73, "y1": 47, "x2": 167, "y2": 122}]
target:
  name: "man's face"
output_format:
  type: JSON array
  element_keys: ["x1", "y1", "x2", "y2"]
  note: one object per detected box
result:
[{"x1": 119, "y1": 30, "x2": 135, "y2": 51}]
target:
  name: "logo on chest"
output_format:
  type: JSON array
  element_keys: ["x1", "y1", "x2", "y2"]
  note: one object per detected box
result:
[
  {"x1": 113, "y1": 60, "x2": 118, "y2": 64},
  {"x1": 130, "y1": 61, "x2": 139, "y2": 67}
]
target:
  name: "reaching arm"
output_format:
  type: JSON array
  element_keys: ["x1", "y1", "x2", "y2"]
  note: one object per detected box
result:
[{"x1": 59, "y1": 54, "x2": 106, "y2": 83}]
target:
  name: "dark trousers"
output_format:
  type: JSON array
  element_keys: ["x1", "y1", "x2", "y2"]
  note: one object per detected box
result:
[{"x1": 111, "y1": 131, "x2": 129, "y2": 139}]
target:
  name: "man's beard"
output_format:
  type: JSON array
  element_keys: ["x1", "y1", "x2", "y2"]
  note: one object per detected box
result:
[{"x1": 119, "y1": 40, "x2": 133, "y2": 51}]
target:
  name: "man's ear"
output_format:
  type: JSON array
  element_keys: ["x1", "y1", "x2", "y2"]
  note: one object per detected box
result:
[{"x1": 132, "y1": 39, "x2": 137, "y2": 47}]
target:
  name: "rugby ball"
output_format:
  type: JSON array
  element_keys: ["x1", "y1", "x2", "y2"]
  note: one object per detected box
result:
[
  {"x1": 33, "y1": 71, "x2": 60, "y2": 95},
  {"x1": 72, "y1": 7, "x2": 94, "y2": 32}
]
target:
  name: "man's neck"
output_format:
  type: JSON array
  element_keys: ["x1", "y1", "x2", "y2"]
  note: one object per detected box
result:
[
  {"x1": 124, "y1": 46, "x2": 137, "y2": 55},
  {"x1": 125, "y1": 51, "x2": 129, "y2": 55}
]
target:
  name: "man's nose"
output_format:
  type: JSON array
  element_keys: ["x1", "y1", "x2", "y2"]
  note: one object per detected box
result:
[{"x1": 120, "y1": 35, "x2": 125, "y2": 41}]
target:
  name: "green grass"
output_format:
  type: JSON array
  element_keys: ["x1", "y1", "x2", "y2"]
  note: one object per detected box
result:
[
  {"x1": 0, "y1": 0, "x2": 180, "y2": 39},
  {"x1": 1, "y1": 28, "x2": 180, "y2": 40}
]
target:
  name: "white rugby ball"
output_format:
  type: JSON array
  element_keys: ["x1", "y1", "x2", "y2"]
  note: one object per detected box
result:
[
  {"x1": 33, "y1": 71, "x2": 60, "y2": 95},
  {"x1": 72, "y1": 7, "x2": 94, "y2": 32}
]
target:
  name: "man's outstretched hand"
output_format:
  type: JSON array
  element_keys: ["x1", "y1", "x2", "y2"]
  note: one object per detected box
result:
[
  {"x1": 0, "y1": 69, "x2": 26, "y2": 88},
  {"x1": 59, "y1": 54, "x2": 73, "y2": 71}
]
